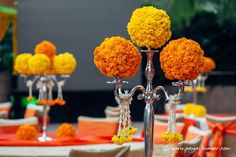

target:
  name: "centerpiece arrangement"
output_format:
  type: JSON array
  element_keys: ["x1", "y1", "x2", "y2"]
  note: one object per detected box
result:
[
  {"x1": 94, "y1": 6, "x2": 204, "y2": 157},
  {"x1": 14, "y1": 40, "x2": 77, "y2": 142}
]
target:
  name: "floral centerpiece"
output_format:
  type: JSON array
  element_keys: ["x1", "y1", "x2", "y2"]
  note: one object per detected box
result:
[{"x1": 14, "y1": 40, "x2": 77, "y2": 141}]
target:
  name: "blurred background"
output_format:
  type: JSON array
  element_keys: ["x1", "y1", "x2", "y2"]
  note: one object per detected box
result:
[{"x1": 0, "y1": 0, "x2": 235, "y2": 123}]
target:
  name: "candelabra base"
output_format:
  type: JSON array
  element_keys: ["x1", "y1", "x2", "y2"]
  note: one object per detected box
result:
[{"x1": 38, "y1": 136, "x2": 52, "y2": 142}]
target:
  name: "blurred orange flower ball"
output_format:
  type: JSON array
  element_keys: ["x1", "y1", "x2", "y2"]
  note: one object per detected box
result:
[
  {"x1": 16, "y1": 125, "x2": 37, "y2": 141},
  {"x1": 94, "y1": 36, "x2": 141, "y2": 78},
  {"x1": 200, "y1": 57, "x2": 216, "y2": 73},
  {"x1": 35, "y1": 40, "x2": 56, "y2": 60},
  {"x1": 160, "y1": 37, "x2": 204, "y2": 81},
  {"x1": 56, "y1": 123, "x2": 76, "y2": 139}
]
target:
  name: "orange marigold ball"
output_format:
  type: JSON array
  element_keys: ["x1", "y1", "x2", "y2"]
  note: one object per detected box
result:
[
  {"x1": 160, "y1": 37, "x2": 204, "y2": 80},
  {"x1": 94, "y1": 36, "x2": 141, "y2": 78},
  {"x1": 16, "y1": 125, "x2": 37, "y2": 141},
  {"x1": 200, "y1": 57, "x2": 216, "y2": 73},
  {"x1": 35, "y1": 40, "x2": 56, "y2": 60},
  {"x1": 56, "y1": 123, "x2": 76, "y2": 139}
]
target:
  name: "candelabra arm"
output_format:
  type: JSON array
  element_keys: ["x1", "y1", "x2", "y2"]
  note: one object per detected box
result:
[
  {"x1": 153, "y1": 86, "x2": 169, "y2": 100},
  {"x1": 129, "y1": 85, "x2": 145, "y2": 100}
]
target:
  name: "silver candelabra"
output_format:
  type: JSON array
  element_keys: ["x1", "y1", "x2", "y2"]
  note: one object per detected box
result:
[
  {"x1": 108, "y1": 49, "x2": 187, "y2": 157},
  {"x1": 21, "y1": 74, "x2": 69, "y2": 142}
]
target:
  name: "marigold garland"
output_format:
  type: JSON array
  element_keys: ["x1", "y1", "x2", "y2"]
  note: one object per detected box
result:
[
  {"x1": 160, "y1": 37, "x2": 204, "y2": 81},
  {"x1": 53, "y1": 52, "x2": 77, "y2": 74},
  {"x1": 34, "y1": 40, "x2": 56, "y2": 60},
  {"x1": 94, "y1": 36, "x2": 141, "y2": 78},
  {"x1": 28, "y1": 54, "x2": 51, "y2": 75},
  {"x1": 161, "y1": 132, "x2": 183, "y2": 144},
  {"x1": 16, "y1": 125, "x2": 37, "y2": 141},
  {"x1": 14, "y1": 53, "x2": 32, "y2": 75},
  {"x1": 56, "y1": 123, "x2": 76, "y2": 139},
  {"x1": 127, "y1": 6, "x2": 171, "y2": 49},
  {"x1": 200, "y1": 57, "x2": 216, "y2": 73}
]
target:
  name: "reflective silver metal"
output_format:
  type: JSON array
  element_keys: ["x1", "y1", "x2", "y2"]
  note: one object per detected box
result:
[{"x1": 21, "y1": 75, "x2": 69, "y2": 142}]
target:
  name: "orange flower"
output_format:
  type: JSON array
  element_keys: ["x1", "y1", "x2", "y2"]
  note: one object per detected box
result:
[
  {"x1": 16, "y1": 125, "x2": 37, "y2": 141},
  {"x1": 160, "y1": 37, "x2": 204, "y2": 81},
  {"x1": 34, "y1": 40, "x2": 56, "y2": 60},
  {"x1": 54, "y1": 99, "x2": 66, "y2": 106},
  {"x1": 56, "y1": 123, "x2": 76, "y2": 139},
  {"x1": 94, "y1": 36, "x2": 141, "y2": 78},
  {"x1": 200, "y1": 57, "x2": 216, "y2": 73}
]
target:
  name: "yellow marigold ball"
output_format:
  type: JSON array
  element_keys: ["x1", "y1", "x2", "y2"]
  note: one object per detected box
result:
[
  {"x1": 160, "y1": 37, "x2": 204, "y2": 81},
  {"x1": 127, "y1": 6, "x2": 171, "y2": 49},
  {"x1": 183, "y1": 103, "x2": 195, "y2": 116},
  {"x1": 16, "y1": 125, "x2": 37, "y2": 141},
  {"x1": 14, "y1": 53, "x2": 32, "y2": 75},
  {"x1": 192, "y1": 105, "x2": 207, "y2": 117},
  {"x1": 200, "y1": 57, "x2": 216, "y2": 73},
  {"x1": 94, "y1": 36, "x2": 141, "y2": 78},
  {"x1": 35, "y1": 40, "x2": 56, "y2": 60},
  {"x1": 28, "y1": 54, "x2": 51, "y2": 75},
  {"x1": 53, "y1": 52, "x2": 77, "y2": 74},
  {"x1": 56, "y1": 123, "x2": 76, "y2": 139}
]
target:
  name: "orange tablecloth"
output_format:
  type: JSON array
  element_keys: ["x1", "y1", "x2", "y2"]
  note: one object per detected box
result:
[{"x1": 0, "y1": 133, "x2": 144, "y2": 146}]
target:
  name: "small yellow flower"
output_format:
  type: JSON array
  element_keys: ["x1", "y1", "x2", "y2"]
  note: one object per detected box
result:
[
  {"x1": 126, "y1": 127, "x2": 137, "y2": 135},
  {"x1": 183, "y1": 103, "x2": 195, "y2": 116},
  {"x1": 16, "y1": 125, "x2": 37, "y2": 141},
  {"x1": 14, "y1": 53, "x2": 32, "y2": 75},
  {"x1": 161, "y1": 132, "x2": 183, "y2": 144},
  {"x1": 160, "y1": 37, "x2": 204, "y2": 81},
  {"x1": 192, "y1": 105, "x2": 207, "y2": 117},
  {"x1": 184, "y1": 86, "x2": 193, "y2": 92},
  {"x1": 127, "y1": 6, "x2": 171, "y2": 49},
  {"x1": 28, "y1": 54, "x2": 51, "y2": 75},
  {"x1": 195, "y1": 86, "x2": 207, "y2": 93},
  {"x1": 53, "y1": 52, "x2": 77, "y2": 75}
]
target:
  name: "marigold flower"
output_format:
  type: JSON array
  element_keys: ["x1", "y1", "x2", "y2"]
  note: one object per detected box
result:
[
  {"x1": 160, "y1": 37, "x2": 204, "y2": 81},
  {"x1": 56, "y1": 123, "x2": 76, "y2": 139},
  {"x1": 54, "y1": 99, "x2": 66, "y2": 106},
  {"x1": 195, "y1": 86, "x2": 207, "y2": 93},
  {"x1": 27, "y1": 96, "x2": 34, "y2": 101},
  {"x1": 16, "y1": 125, "x2": 37, "y2": 141},
  {"x1": 127, "y1": 6, "x2": 171, "y2": 49},
  {"x1": 14, "y1": 53, "x2": 32, "y2": 75},
  {"x1": 126, "y1": 127, "x2": 137, "y2": 135},
  {"x1": 35, "y1": 40, "x2": 56, "y2": 60},
  {"x1": 161, "y1": 132, "x2": 183, "y2": 144},
  {"x1": 200, "y1": 57, "x2": 216, "y2": 73},
  {"x1": 28, "y1": 54, "x2": 51, "y2": 75},
  {"x1": 94, "y1": 36, "x2": 141, "y2": 78},
  {"x1": 112, "y1": 134, "x2": 132, "y2": 145},
  {"x1": 183, "y1": 103, "x2": 207, "y2": 117},
  {"x1": 53, "y1": 52, "x2": 77, "y2": 74}
]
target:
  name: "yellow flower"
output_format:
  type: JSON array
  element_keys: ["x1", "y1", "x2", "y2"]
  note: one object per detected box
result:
[
  {"x1": 14, "y1": 53, "x2": 32, "y2": 75},
  {"x1": 184, "y1": 86, "x2": 193, "y2": 92},
  {"x1": 183, "y1": 103, "x2": 195, "y2": 116},
  {"x1": 195, "y1": 86, "x2": 207, "y2": 93},
  {"x1": 112, "y1": 134, "x2": 132, "y2": 145},
  {"x1": 28, "y1": 54, "x2": 51, "y2": 75},
  {"x1": 127, "y1": 6, "x2": 171, "y2": 49},
  {"x1": 35, "y1": 40, "x2": 56, "y2": 60},
  {"x1": 94, "y1": 36, "x2": 141, "y2": 78},
  {"x1": 161, "y1": 132, "x2": 183, "y2": 144},
  {"x1": 192, "y1": 105, "x2": 207, "y2": 117},
  {"x1": 53, "y1": 52, "x2": 77, "y2": 74},
  {"x1": 56, "y1": 123, "x2": 76, "y2": 139},
  {"x1": 160, "y1": 37, "x2": 204, "y2": 81},
  {"x1": 200, "y1": 57, "x2": 216, "y2": 73},
  {"x1": 16, "y1": 125, "x2": 37, "y2": 141},
  {"x1": 126, "y1": 127, "x2": 137, "y2": 135}
]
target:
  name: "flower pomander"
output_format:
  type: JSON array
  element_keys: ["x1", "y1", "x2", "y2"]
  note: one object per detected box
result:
[
  {"x1": 183, "y1": 103, "x2": 207, "y2": 117},
  {"x1": 14, "y1": 53, "x2": 32, "y2": 75},
  {"x1": 35, "y1": 40, "x2": 56, "y2": 60},
  {"x1": 94, "y1": 36, "x2": 141, "y2": 78},
  {"x1": 16, "y1": 125, "x2": 37, "y2": 141},
  {"x1": 53, "y1": 52, "x2": 77, "y2": 74},
  {"x1": 160, "y1": 37, "x2": 204, "y2": 81},
  {"x1": 127, "y1": 6, "x2": 171, "y2": 49},
  {"x1": 161, "y1": 132, "x2": 183, "y2": 144},
  {"x1": 56, "y1": 123, "x2": 76, "y2": 139},
  {"x1": 200, "y1": 57, "x2": 216, "y2": 73},
  {"x1": 28, "y1": 54, "x2": 51, "y2": 75}
]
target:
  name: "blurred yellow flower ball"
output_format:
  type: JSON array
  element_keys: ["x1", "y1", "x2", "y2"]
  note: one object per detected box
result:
[
  {"x1": 53, "y1": 52, "x2": 77, "y2": 74},
  {"x1": 14, "y1": 53, "x2": 32, "y2": 75},
  {"x1": 127, "y1": 6, "x2": 171, "y2": 49},
  {"x1": 28, "y1": 54, "x2": 51, "y2": 75}
]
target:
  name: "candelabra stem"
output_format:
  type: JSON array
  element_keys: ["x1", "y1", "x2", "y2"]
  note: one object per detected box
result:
[{"x1": 144, "y1": 103, "x2": 154, "y2": 157}]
